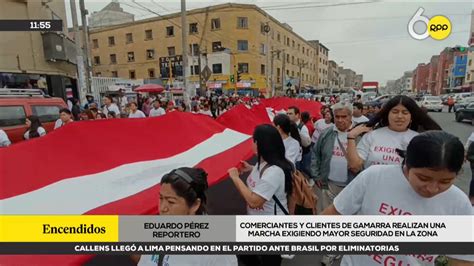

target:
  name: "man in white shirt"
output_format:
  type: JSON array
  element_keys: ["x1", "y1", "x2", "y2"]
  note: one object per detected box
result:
[
  {"x1": 287, "y1": 106, "x2": 312, "y2": 176},
  {"x1": 199, "y1": 104, "x2": 213, "y2": 117},
  {"x1": 149, "y1": 100, "x2": 166, "y2": 117},
  {"x1": 102, "y1": 96, "x2": 121, "y2": 117},
  {"x1": 352, "y1": 102, "x2": 369, "y2": 124},
  {"x1": 0, "y1": 129, "x2": 11, "y2": 147},
  {"x1": 311, "y1": 102, "x2": 353, "y2": 265}
]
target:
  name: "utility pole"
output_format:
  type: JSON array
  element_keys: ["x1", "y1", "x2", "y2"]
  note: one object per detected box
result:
[
  {"x1": 79, "y1": 0, "x2": 91, "y2": 93},
  {"x1": 70, "y1": 0, "x2": 87, "y2": 104},
  {"x1": 281, "y1": 50, "x2": 286, "y2": 96},
  {"x1": 181, "y1": 0, "x2": 191, "y2": 107},
  {"x1": 298, "y1": 61, "x2": 308, "y2": 94},
  {"x1": 270, "y1": 49, "x2": 281, "y2": 97}
]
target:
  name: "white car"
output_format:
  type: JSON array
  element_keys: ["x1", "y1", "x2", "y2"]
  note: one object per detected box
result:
[{"x1": 418, "y1": 96, "x2": 443, "y2": 112}]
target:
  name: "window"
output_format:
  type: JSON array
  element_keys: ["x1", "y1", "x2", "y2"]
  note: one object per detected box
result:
[
  {"x1": 0, "y1": 106, "x2": 26, "y2": 127},
  {"x1": 237, "y1": 17, "x2": 248, "y2": 29},
  {"x1": 277, "y1": 68, "x2": 281, "y2": 82},
  {"x1": 291, "y1": 71, "x2": 294, "y2": 77},
  {"x1": 127, "y1": 52, "x2": 134, "y2": 62},
  {"x1": 292, "y1": 40, "x2": 295, "y2": 47},
  {"x1": 260, "y1": 23, "x2": 266, "y2": 34},
  {"x1": 108, "y1": 36, "x2": 115, "y2": 46},
  {"x1": 93, "y1": 56, "x2": 100, "y2": 65},
  {"x1": 260, "y1": 43, "x2": 266, "y2": 55},
  {"x1": 277, "y1": 33, "x2": 280, "y2": 42},
  {"x1": 319, "y1": 58, "x2": 322, "y2": 63},
  {"x1": 212, "y1": 63, "x2": 222, "y2": 74},
  {"x1": 95, "y1": 72, "x2": 102, "y2": 77},
  {"x1": 190, "y1": 65, "x2": 200, "y2": 75},
  {"x1": 145, "y1": 30, "x2": 153, "y2": 40},
  {"x1": 168, "y1": 46, "x2": 176, "y2": 56},
  {"x1": 92, "y1": 39, "x2": 98, "y2": 49},
  {"x1": 189, "y1": 44, "x2": 199, "y2": 56},
  {"x1": 146, "y1": 49, "x2": 155, "y2": 60},
  {"x1": 129, "y1": 70, "x2": 136, "y2": 79},
  {"x1": 166, "y1": 26, "x2": 174, "y2": 37},
  {"x1": 189, "y1": 23, "x2": 198, "y2": 34},
  {"x1": 292, "y1": 56, "x2": 294, "y2": 64},
  {"x1": 271, "y1": 30, "x2": 274, "y2": 39},
  {"x1": 319, "y1": 78, "x2": 321, "y2": 84},
  {"x1": 468, "y1": 73, "x2": 471, "y2": 80},
  {"x1": 237, "y1": 40, "x2": 248, "y2": 51},
  {"x1": 211, "y1": 18, "x2": 221, "y2": 30},
  {"x1": 32, "y1": 105, "x2": 60, "y2": 123},
  {"x1": 212, "y1": 41, "x2": 222, "y2": 52},
  {"x1": 319, "y1": 69, "x2": 321, "y2": 73},
  {"x1": 112, "y1": 71, "x2": 118, "y2": 77},
  {"x1": 261, "y1": 64, "x2": 265, "y2": 75},
  {"x1": 148, "y1": 68, "x2": 155, "y2": 78},
  {"x1": 238, "y1": 63, "x2": 249, "y2": 73},
  {"x1": 302, "y1": 47, "x2": 305, "y2": 54},
  {"x1": 286, "y1": 54, "x2": 289, "y2": 63},
  {"x1": 110, "y1": 54, "x2": 117, "y2": 64},
  {"x1": 287, "y1": 37, "x2": 290, "y2": 46},
  {"x1": 286, "y1": 70, "x2": 289, "y2": 75},
  {"x1": 126, "y1": 33, "x2": 133, "y2": 43}
]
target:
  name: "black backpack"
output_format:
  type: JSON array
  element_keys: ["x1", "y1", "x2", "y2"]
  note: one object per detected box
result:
[
  {"x1": 297, "y1": 122, "x2": 311, "y2": 154},
  {"x1": 467, "y1": 142, "x2": 474, "y2": 162}
]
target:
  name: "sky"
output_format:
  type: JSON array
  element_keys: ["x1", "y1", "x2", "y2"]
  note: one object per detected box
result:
[{"x1": 66, "y1": 0, "x2": 474, "y2": 86}]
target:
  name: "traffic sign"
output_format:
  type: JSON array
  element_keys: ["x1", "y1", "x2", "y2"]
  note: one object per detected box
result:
[{"x1": 201, "y1": 66, "x2": 212, "y2": 82}]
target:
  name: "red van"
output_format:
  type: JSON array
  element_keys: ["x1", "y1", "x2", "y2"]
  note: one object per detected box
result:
[{"x1": 0, "y1": 88, "x2": 68, "y2": 144}]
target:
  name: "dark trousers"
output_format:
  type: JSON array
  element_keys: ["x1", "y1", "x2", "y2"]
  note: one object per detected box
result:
[
  {"x1": 448, "y1": 105, "x2": 454, "y2": 113},
  {"x1": 470, "y1": 162, "x2": 474, "y2": 198},
  {"x1": 238, "y1": 255, "x2": 282, "y2": 266},
  {"x1": 296, "y1": 151, "x2": 312, "y2": 178}
]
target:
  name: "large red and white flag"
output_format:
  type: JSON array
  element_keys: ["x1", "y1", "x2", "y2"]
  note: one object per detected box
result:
[{"x1": 0, "y1": 98, "x2": 319, "y2": 265}]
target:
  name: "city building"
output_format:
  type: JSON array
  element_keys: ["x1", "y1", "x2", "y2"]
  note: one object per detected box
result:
[
  {"x1": 88, "y1": 0, "x2": 135, "y2": 29},
  {"x1": 354, "y1": 74, "x2": 363, "y2": 89},
  {"x1": 339, "y1": 68, "x2": 356, "y2": 89},
  {"x1": 465, "y1": 10, "x2": 474, "y2": 90},
  {"x1": 427, "y1": 55, "x2": 439, "y2": 95},
  {"x1": 412, "y1": 63, "x2": 429, "y2": 93},
  {"x1": 435, "y1": 47, "x2": 455, "y2": 95},
  {"x1": 448, "y1": 51, "x2": 468, "y2": 88},
  {"x1": 89, "y1": 3, "x2": 320, "y2": 95},
  {"x1": 308, "y1": 40, "x2": 329, "y2": 89},
  {"x1": 0, "y1": 0, "x2": 77, "y2": 99},
  {"x1": 328, "y1": 60, "x2": 340, "y2": 88},
  {"x1": 338, "y1": 66, "x2": 346, "y2": 89}
]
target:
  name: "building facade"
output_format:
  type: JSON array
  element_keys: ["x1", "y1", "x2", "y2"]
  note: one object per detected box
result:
[
  {"x1": 412, "y1": 63, "x2": 429, "y2": 93},
  {"x1": 89, "y1": 3, "x2": 320, "y2": 95},
  {"x1": 466, "y1": 10, "x2": 474, "y2": 89},
  {"x1": 340, "y1": 68, "x2": 356, "y2": 89},
  {"x1": 308, "y1": 40, "x2": 329, "y2": 89},
  {"x1": 427, "y1": 55, "x2": 439, "y2": 95},
  {"x1": 88, "y1": 0, "x2": 134, "y2": 30},
  {"x1": 354, "y1": 74, "x2": 363, "y2": 89},
  {"x1": 449, "y1": 52, "x2": 468, "y2": 88},
  {"x1": 0, "y1": 0, "x2": 77, "y2": 99},
  {"x1": 328, "y1": 60, "x2": 340, "y2": 88}
]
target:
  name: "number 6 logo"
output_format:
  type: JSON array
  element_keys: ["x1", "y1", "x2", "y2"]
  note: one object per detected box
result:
[{"x1": 408, "y1": 7, "x2": 452, "y2": 41}]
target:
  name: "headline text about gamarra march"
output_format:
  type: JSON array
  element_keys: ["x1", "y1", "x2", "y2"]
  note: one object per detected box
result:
[{"x1": 239, "y1": 222, "x2": 447, "y2": 238}]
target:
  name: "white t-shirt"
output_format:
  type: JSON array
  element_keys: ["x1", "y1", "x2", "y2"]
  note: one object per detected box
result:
[
  {"x1": 465, "y1": 132, "x2": 474, "y2": 150},
  {"x1": 283, "y1": 136, "x2": 302, "y2": 165},
  {"x1": 103, "y1": 103, "x2": 121, "y2": 116},
  {"x1": 352, "y1": 115, "x2": 369, "y2": 124},
  {"x1": 357, "y1": 127, "x2": 418, "y2": 169},
  {"x1": 149, "y1": 107, "x2": 166, "y2": 117},
  {"x1": 312, "y1": 119, "x2": 333, "y2": 143},
  {"x1": 128, "y1": 110, "x2": 146, "y2": 118},
  {"x1": 199, "y1": 110, "x2": 213, "y2": 117},
  {"x1": 246, "y1": 163, "x2": 288, "y2": 215},
  {"x1": 138, "y1": 254, "x2": 237, "y2": 266},
  {"x1": 297, "y1": 120, "x2": 311, "y2": 147},
  {"x1": 24, "y1": 127, "x2": 46, "y2": 140},
  {"x1": 328, "y1": 131, "x2": 349, "y2": 184},
  {"x1": 335, "y1": 165, "x2": 473, "y2": 266},
  {"x1": 0, "y1": 129, "x2": 11, "y2": 147}
]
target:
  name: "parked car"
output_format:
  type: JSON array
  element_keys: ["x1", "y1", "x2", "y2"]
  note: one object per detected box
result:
[
  {"x1": 0, "y1": 88, "x2": 67, "y2": 144},
  {"x1": 366, "y1": 94, "x2": 394, "y2": 106},
  {"x1": 453, "y1": 96, "x2": 474, "y2": 112},
  {"x1": 455, "y1": 102, "x2": 474, "y2": 125},
  {"x1": 453, "y1": 92, "x2": 473, "y2": 103},
  {"x1": 417, "y1": 96, "x2": 443, "y2": 112}
]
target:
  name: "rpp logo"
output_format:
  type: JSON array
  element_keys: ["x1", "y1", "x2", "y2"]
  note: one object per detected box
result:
[{"x1": 408, "y1": 8, "x2": 451, "y2": 40}]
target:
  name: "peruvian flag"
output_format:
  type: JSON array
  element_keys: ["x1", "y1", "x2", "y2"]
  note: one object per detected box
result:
[{"x1": 0, "y1": 98, "x2": 320, "y2": 265}]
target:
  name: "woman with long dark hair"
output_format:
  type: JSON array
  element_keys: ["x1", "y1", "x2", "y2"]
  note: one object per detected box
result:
[
  {"x1": 24, "y1": 115, "x2": 46, "y2": 140},
  {"x1": 346, "y1": 95, "x2": 441, "y2": 172},
  {"x1": 133, "y1": 167, "x2": 237, "y2": 266},
  {"x1": 273, "y1": 114, "x2": 302, "y2": 166},
  {"x1": 228, "y1": 124, "x2": 294, "y2": 266},
  {"x1": 322, "y1": 131, "x2": 473, "y2": 265}
]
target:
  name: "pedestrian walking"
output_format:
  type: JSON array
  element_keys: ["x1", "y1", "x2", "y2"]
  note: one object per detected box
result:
[
  {"x1": 133, "y1": 167, "x2": 238, "y2": 266},
  {"x1": 346, "y1": 96, "x2": 441, "y2": 173},
  {"x1": 322, "y1": 131, "x2": 473, "y2": 266}
]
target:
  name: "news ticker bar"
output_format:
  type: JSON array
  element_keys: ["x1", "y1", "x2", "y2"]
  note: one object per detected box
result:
[
  {"x1": 0, "y1": 216, "x2": 472, "y2": 253},
  {"x1": 0, "y1": 242, "x2": 472, "y2": 255},
  {"x1": 0, "y1": 20, "x2": 63, "y2": 31}
]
